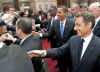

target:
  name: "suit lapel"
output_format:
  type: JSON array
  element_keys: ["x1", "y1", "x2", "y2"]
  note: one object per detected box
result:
[
  {"x1": 75, "y1": 37, "x2": 82, "y2": 64},
  {"x1": 57, "y1": 20, "x2": 62, "y2": 38},
  {"x1": 79, "y1": 35, "x2": 96, "y2": 64},
  {"x1": 20, "y1": 35, "x2": 33, "y2": 45},
  {"x1": 63, "y1": 19, "x2": 69, "y2": 36},
  {"x1": 93, "y1": 20, "x2": 100, "y2": 33}
]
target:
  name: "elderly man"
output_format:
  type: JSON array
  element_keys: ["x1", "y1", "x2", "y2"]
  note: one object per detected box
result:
[
  {"x1": 89, "y1": 2, "x2": 100, "y2": 38},
  {"x1": 70, "y1": 2, "x2": 80, "y2": 19}
]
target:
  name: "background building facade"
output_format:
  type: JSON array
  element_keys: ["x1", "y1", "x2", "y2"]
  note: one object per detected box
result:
[
  {"x1": 0, "y1": 0, "x2": 99, "y2": 11},
  {"x1": 0, "y1": 0, "x2": 56, "y2": 11}
]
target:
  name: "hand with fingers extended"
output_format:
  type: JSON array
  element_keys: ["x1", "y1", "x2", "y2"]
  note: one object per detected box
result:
[{"x1": 27, "y1": 50, "x2": 46, "y2": 58}]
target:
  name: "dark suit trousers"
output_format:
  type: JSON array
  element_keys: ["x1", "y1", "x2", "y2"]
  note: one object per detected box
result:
[{"x1": 57, "y1": 57, "x2": 71, "y2": 72}]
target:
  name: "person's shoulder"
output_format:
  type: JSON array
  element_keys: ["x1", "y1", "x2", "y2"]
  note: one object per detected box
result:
[
  {"x1": 70, "y1": 35, "x2": 79, "y2": 40},
  {"x1": 8, "y1": 44, "x2": 23, "y2": 51},
  {"x1": 53, "y1": 18, "x2": 59, "y2": 22},
  {"x1": 94, "y1": 35, "x2": 100, "y2": 42},
  {"x1": 30, "y1": 35, "x2": 41, "y2": 41},
  {"x1": 31, "y1": 35, "x2": 40, "y2": 39}
]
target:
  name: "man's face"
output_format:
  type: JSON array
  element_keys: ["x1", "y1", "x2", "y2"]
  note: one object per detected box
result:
[
  {"x1": 0, "y1": 26, "x2": 7, "y2": 34},
  {"x1": 47, "y1": 13, "x2": 52, "y2": 20},
  {"x1": 71, "y1": 6, "x2": 80, "y2": 16},
  {"x1": 9, "y1": 8, "x2": 15, "y2": 14},
  {"x1": 57, "y1": 8, "x2": 67, "y2": 21},
  {"x1": 74, "y1": 17, "x2": 91, "y2": 37},
  {"x1": 89, "y1": 8, "x2": 100, "y2": 18}
]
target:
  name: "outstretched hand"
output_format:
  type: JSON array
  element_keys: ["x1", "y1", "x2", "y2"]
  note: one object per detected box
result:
[{"x1": 27, "y1": 50, "x2": 46, "y2": 58}]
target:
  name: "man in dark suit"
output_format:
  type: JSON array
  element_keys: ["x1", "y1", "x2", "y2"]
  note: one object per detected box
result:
[
  {"x1": 40, "y1": 6, "x2": 75, "y2": 72},
  {"x1": 16, "y1": 18, "x2": 44, "y2": 72},
  {"x1": 89, "y1": 2, "x2": 100, "y2": 38},
  {"x1": 7, "y1": 18, "x2": 43, "y2": 72},
  {"x1": 28, "y1": 11, "x2": 100, "y2": 72},
  {"x1": 42, "y1": 6, "x2": 75, "y2": 48},
  {"x1": 41, "y1": 6, "x2": 74, "y2": 72}
]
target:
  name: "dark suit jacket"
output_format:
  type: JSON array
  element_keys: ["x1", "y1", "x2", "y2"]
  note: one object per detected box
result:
[
  {"x1": 47, "y1": 35, "x2": 100, "y2": 72},
  {"x1": 0, "y1": 44, "x2": 34, "y2": 72},
  {"x1": 43, "y1": 18, "x2": 76, "y2": 47},
  {"x1": 20, "y1": 35, "x2": 42, "y2": 62},
  {"x1": 20, "y1": 35, "x2": 42, "y2": 52},
  {"x1": 20, "y1": 35, "x2": 43, "y2": 72},
  {"x1": 93, "y1": 20, "x2": 100, "y2": 38}
]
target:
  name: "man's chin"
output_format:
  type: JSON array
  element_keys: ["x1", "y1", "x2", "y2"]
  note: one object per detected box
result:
[{"x1": 77, "y1": 33, "x2": 81, "y2": 37}]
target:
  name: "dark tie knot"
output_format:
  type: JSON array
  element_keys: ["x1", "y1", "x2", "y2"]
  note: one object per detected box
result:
[
  {"x1": 81, "y1": 39, "x2": 85, "y2": 43},
  {"x1": 79, "y1": 38, "x2": 85, "y2": 59},
  {"x1": 80, "y1": 39, "x2": 84, "y2": 48}
]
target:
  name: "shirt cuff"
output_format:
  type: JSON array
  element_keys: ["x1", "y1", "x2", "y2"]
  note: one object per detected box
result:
[
  {"x1": 41, "y1": 50, "x2": 47, "y2": 57},
  {"x1": 40, "y1": 33, "x2": 43, "y2": 37}
]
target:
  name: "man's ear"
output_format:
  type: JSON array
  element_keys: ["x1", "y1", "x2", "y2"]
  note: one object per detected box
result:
[
  {"x1": 88, "y1": 22, "x2": 92, "y2": 29},
  {"x1": 17, "y1": 28, "x2": 22, "y2": 34}
]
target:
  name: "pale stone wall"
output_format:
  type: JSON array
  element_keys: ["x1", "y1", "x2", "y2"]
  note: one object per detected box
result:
[{"x1": 34, "y1": 0, "x2": 56, "y2": 11}]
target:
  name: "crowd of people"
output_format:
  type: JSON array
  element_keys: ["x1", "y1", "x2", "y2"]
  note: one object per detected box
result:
[{"x1": 0, "y1": 1, "x2": 100, "y2": 72}]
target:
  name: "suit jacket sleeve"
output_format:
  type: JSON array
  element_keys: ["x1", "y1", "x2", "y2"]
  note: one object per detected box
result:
[
  {"x1": 42, "y1": 20, "x2": 56, "y2": 38},
  {"x1": 46, "y1": 40, "x2": 70, "y2": 58}
]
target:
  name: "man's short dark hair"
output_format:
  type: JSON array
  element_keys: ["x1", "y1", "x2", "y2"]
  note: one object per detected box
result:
[
  {"x1": 75, "y1": 11, "x2": 95, "y2": 28},
  {"x1": 17, "y1": 17, "x2": 32, "y2": 34}
]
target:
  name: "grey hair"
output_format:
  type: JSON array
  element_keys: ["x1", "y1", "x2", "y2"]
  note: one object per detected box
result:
[{"x1": 89, "y1": 2, "x2": 100, "y2": 9}]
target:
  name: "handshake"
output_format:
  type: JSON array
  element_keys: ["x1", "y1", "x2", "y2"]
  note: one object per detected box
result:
[{"x1": 27, "y1": 50, "x2": 46, "y2": 58}]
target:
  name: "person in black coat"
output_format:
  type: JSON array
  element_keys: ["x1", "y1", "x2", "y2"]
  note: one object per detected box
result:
[{"x1": 88, "y1": 2, "x2": 100, "y2": 38}]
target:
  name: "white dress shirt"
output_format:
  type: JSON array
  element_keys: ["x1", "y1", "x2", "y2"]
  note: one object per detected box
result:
[
  {"x1": 80, "y1": 33, "x2": 93, "y2": 59},
  {"x1": 60, "y1": 19, "x2": 66, "y2": 31},
  {"x1": 40, "y1": 18, "x2": 67, "y2": 37}
]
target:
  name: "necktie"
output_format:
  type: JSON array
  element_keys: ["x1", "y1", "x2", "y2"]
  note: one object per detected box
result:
[
  {"x1": 79, "y1": 39, "x2": 84, "y2": 59},
  {"x1": 60, "y1": 22, "x2": 64, "y2": 38}
]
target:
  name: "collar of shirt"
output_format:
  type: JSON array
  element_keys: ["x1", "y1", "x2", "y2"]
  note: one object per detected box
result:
[
  {"x1": 60, "y1": 19, "x2": 66, "y2": 28},
  {"x1": 80, "y1": 33, "x2": 93, "y2": 59},
  {"x1": 20, "y1": 34, "x2": 32, "y2": 45},
  {"x1": 83, "y1": 32, "x2": 93, "y2": 43}
]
